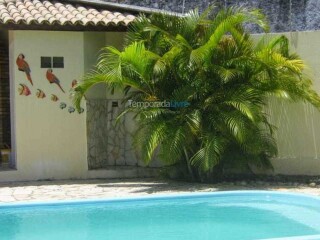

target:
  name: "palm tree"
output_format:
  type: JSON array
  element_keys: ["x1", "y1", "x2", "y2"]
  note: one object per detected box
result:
[{"x1": 73, "y1": 6, "x2": 320, "y2": 181}]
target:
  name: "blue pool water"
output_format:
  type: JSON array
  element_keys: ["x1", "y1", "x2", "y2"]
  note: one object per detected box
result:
[{"x1": 0, "y1": 191, "x2": 320, "y2": 240}]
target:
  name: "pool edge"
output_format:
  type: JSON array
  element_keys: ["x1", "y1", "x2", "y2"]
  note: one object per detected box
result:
[{"x1": 0, "y1": 190, "x2": 320, "y2": 208}]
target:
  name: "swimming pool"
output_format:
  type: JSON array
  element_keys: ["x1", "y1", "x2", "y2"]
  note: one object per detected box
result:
[{"x1": 0, "y1": 191, "x2": 320, "y2": 240}]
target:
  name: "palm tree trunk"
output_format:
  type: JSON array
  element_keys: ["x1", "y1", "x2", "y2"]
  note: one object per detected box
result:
[{"x1": 183, "y1": 147, "x2": 195, "y2": 181}]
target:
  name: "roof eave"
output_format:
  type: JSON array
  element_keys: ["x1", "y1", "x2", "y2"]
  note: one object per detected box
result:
[
  {"x1": 65, "y1": 0, "x2": 184, "y2": 16},
  {"x1": 0, "y1": 23, "x2": 129, "y2": 32}
]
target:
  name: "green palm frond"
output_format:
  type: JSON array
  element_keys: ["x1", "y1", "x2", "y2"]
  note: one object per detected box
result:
[
  {"x1": 134, "y1": 121, "x2": 168, "y2": 163},
  {"x1": 158, "y1": 125, "x2": 189, "y2": 165},
  {"x1": 190, "y1": 135, "x2": 226, "y2": 171}
]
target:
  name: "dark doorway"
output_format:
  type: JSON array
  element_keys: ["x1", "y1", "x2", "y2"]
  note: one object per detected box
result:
[{"x1": 0, "y1": 30, "x2": 13, "y2": 169}]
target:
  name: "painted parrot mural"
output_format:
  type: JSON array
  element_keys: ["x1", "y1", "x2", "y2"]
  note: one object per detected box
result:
[
  {"x1": 16, "y1": 54, "x2": 33, "y2": 85},
  {"x1": 46, "y1": 69, "x2": 65, "y2": 93}
]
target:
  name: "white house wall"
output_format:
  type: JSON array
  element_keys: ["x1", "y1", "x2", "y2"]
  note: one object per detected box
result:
[
  {"x1": 85, "y1": 32, "x2": 125, "y2": 100},
  {"x1": 0, "y1": 30, "x2": 88, "y2": 181},
  {"x1": 267, "y1": 31, "x2": 320, "y2": 175}
]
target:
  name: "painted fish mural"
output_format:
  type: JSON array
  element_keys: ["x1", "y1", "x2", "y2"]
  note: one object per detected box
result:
[
  {"x1": 51, "y1": 94, "x2": 59, "y2": 102},
  {"x1": 46, "y1": 69, "x2": 65, "y2": 93},
  {"x1": 36, "y1": 89, "x2": 46, "y2": 99},
  {"x1": 60, "y1": 102, "x2": 66, "y2": 109},
  {"x1": 68, "y1": 106, "x2": 75, "y2": 113},
  {"x1": 18, "y1": 84, "x2": 31, "y2": 96},
  {"x1": 78, "y1": 107, "x2": 84, "y2": 114},
  {"x1": 71, "y1": 80, "x2": 78, "y2": 88},
  {"x1": 16, "y1": 54, "x2": 33, "y2": 85}
]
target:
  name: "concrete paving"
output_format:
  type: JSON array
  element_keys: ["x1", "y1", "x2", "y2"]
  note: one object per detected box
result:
[{"x1": 0, "y1": 178, "x2": 319, "y2": 203}]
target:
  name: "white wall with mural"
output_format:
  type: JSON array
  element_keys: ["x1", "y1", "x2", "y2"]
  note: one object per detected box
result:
[
  {"x1": 0, "y1": 31, "x2": 158, "y2": 182},
  {"x1": 0, "y1": 30, "x2": 88, "y2": 181}
]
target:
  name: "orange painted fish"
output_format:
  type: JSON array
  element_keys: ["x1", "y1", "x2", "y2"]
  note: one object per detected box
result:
[
  {"x1": 18, "y1": 84, "x2": 31, "y2": 96},
  {"x1": 71, "y1": 80, "x2": 78, "y2": 88},
  {"x1": 36, "y1": 89, "x2": 46, "y2": 99},
  {"x1": 16, "y1": 54, "x2": 33, "y2": 85},
  {"x1": 51, "y1": 94, "x2": 59, "y2": 102}
]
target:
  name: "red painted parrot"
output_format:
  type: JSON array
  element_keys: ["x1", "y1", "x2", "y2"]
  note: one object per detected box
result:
[
  {"x1": 16, "y1": 54, "x2": 33, "y2": 85},
  {"x1": 46, "y1": 69, "x2": 65, "y2": 93}
]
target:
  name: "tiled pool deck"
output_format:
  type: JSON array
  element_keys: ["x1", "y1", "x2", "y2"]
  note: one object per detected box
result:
[{"x1": 0, "y1": 178, "x2": 319, "y2": 203}]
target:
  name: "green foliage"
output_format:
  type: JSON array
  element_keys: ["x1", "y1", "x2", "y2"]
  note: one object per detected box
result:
[{"x1": 73, "y1": 5, "x2": 320, "y2": 181}]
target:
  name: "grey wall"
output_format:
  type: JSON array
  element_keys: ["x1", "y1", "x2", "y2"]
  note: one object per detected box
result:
[{"x1": 106, "y1": 0, "x2": 320, "y2": 33}]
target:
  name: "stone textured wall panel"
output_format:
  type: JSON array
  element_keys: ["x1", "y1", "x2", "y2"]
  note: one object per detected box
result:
[
  {"x1": 87, "y1": 99, "x2": 139, "y2": 169},
  {"x1": 104, "y1": 0, "x2": 320, "y2": 33}
]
